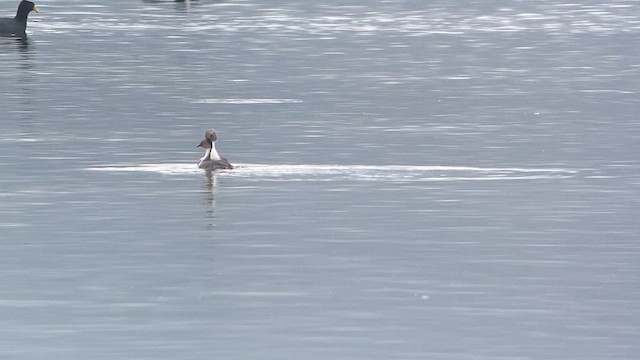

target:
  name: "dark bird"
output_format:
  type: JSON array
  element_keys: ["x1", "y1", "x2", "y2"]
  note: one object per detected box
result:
[
  {"x1": 197, "y1": 129, "x2": 234, "y2": 170},
  {"x1": 0, "y1": 1, "x2": 38, "y2": 40}
]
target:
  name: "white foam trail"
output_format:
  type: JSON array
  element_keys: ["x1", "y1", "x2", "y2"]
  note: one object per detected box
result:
[
  {"x1": 87, "y1": 164, "x2": 202, "y2": 175},
  {"x1": 87, "y1": 163, "x2": 577, "y2": 181}
]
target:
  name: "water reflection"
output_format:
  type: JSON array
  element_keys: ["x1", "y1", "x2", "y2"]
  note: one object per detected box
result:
[
  {"x1": 141, "y1": 0, "x2": 197, "y2": 10},
  {"x1": 1, "y1": 1, "x2": 638, "y2": 358},
  {"x1": 15, "y1": 38, "x2": 31, "y2": 52},
  {"x1": 15, "y1": 40, "x2": 34, "y2": 74},
  {"x1": 0, "y1": 38, "x2": 36, "y2": 125},
  {"x1": 140, "y1": 0, "x2": 227, "y2": 11},
  {"x1": 202, "y1": 169, "x2": 218, "y2": 195},
  {"x1": 201, "y1": 170, "x2": 218, "y2": 228},
  {"x1": 0, "y1": 37, "x2": 34, "y2": 64}
]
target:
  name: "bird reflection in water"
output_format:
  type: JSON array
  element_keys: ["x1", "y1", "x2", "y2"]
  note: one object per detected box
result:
[
  {"x1": 201, "y1": 169, "x2": 218, "y2": 219},
  {"x1": 1, "y1": 36, "x2": 37, "y2": 125},
  {"x1": 140, "y1": 0, "x2": 198, "y2": 11},
  {"x1": 140, "y1": 0, "x2": 228, "y2": 11}
]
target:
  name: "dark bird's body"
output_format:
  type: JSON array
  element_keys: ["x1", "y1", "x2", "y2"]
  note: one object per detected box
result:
[{"x1": 0, "y1": 1, "x2": 38, "y2": 40}]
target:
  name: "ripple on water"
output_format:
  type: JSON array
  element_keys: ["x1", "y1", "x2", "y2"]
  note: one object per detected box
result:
[
  {"x1": 31, "y1": 3, "x2": 640, "y2": 36},
  {"x1": 190, "y1": 98, "x2": 303, "y2": 104}
]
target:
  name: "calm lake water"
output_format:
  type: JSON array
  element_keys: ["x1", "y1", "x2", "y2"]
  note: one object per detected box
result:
[{"x1": 1, "y1": 0, "x2": 639, "y2": 359}]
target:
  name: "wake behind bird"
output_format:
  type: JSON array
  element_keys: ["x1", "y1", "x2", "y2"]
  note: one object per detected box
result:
[{"x1": 86, "y1": 163, "x2": 577, "y2": 181}]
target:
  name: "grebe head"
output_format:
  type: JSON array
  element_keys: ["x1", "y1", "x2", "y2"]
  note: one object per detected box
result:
[
  {"x1": 205, "y1": 129, "x2": 218, "y2": 142},
  {"x1": 196, "y1": 138, "x2": 212, "y2": 149}
]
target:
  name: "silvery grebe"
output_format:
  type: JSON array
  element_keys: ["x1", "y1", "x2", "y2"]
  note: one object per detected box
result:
[{"x1": 197, "y1": 129, "x2": 233, "y2": 170}]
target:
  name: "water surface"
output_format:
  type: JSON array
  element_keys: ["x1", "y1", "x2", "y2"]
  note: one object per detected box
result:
[{"x1": 1, "y1": 1, "x2": 639, "y2": 359}]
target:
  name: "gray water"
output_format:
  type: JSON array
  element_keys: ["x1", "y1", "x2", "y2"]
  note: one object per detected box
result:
[{"x1": 1, "y1": 0, "x2": 639, "y2": 359}]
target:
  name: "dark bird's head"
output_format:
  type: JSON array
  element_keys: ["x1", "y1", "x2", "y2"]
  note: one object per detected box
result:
[{"x1": 16, "y1": 1, "x2": 38, "y2": 20}]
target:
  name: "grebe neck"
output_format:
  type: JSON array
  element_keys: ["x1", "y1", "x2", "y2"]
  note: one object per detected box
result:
[
  {"x1": 209, "y1": 142, "x2": 221, "y2": 160},
  {"x1": 198, "y1": 148, "x2": 211, "y2": 167}
]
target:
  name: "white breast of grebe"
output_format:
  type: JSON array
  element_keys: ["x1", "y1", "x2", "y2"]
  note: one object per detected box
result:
[{"x1": 209, "y1": 143, "x2": 221, "y2": 160}]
